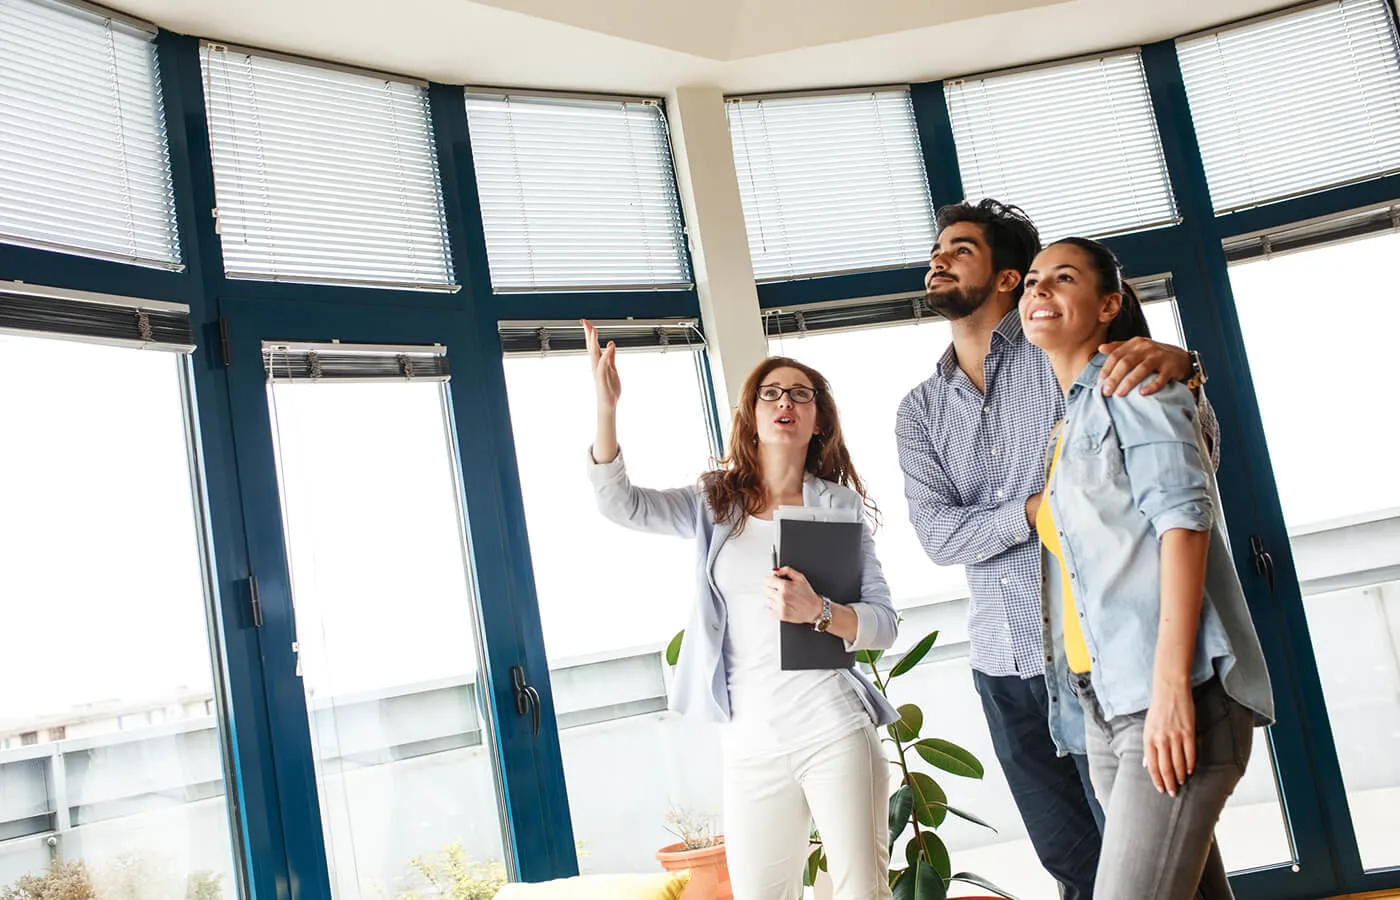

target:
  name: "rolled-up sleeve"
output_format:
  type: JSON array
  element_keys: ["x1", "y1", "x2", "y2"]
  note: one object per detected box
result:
[{"x1": 1108, "y1": 384, "x2": 1214, "y2": 538}]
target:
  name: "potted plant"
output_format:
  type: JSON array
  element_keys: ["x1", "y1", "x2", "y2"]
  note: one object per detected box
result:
[
  {"x1": 655, "y1": 805, "x2": 732, "y2": 900},
  {"x1": 667, "y1": 628, "x2": 1015, "y2": 900}
]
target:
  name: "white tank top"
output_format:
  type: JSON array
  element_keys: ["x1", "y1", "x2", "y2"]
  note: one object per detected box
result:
[{"x1": 713, "y1": 516, "x2": 870, "y2": 759}]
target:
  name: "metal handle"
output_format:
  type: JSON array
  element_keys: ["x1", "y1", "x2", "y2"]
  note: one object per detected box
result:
[
  {"x1": 1250, "y1": 535, "x2": 1276, "y2": 594},
  {"x1": 510, "y1": 665, "x2": 541, "y2": 738}
]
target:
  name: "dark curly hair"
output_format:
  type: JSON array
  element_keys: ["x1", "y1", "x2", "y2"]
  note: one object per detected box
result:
[{"x1": 935, "y1": 199, "x2": 1042, "y2": 300}]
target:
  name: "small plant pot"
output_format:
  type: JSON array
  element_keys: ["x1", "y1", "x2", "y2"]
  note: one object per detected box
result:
[{"x1": 656, "y1": 839, "x2": 732, "y2": 900}]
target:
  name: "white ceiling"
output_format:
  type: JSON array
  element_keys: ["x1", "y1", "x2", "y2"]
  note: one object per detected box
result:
[{"x1": 113, "y1": 0, "x2": 1298, "y2": 95}]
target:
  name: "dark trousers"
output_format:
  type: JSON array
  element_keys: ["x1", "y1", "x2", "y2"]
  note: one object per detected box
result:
[{"x1": 974, "y1": 670, "x2": 1104, "y2": 900}]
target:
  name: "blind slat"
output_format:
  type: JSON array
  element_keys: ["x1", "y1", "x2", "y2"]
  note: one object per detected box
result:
[
  {"x1": 946, "y1": 53, "x2": 1179, "y2": 242},
  {"x1": 201, "y1": 46, "x2": 455, "y2": 290},
  {"x1": 466, "y1": 93, "x2": 691, "y2": 292},
  {"x1": 1178, "y1": 0, "x2": 1400, "y2": 214},
  {"x1": 263, "y1": 342, "x2": 450, "y2": 382},
  {"x1": 727, "y1": 90, "x2": 936, "y2": 282},
  {"x1": 0, "y1": 0, "x2": 181, "y2": 268},
  {"x1": 0, "y1": 283, "x2": 192, "y2": 350},
  {"x1": 497, "y1": 318, "x2": 703, "y2": 356}
]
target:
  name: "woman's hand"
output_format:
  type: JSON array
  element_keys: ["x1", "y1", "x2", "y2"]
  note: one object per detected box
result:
[
  {"x1": 583, "y1": 319, "x2": 621, "y2": 413},
  {"x1": 765, "y1": 566, "x2": 823, "y2": 624},
  {"x1": 1098, "y1": 337, "x2": 1191, "y2": 397},
  {"x1": 1143, "y1": 681, "x2": 1196, "y2": 797},
  {"x1": 584, "y1": 319, "x2": 621, "y2": 464}
]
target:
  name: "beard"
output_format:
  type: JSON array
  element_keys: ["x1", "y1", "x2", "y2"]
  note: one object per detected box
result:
[{"x1": 926, "y1": 278, "x2": 994, "y2": 320}]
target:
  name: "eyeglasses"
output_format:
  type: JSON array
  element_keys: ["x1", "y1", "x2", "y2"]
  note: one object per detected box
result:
[{"x1": 757, "y1": 384, "x2": 818, "y2": 404}]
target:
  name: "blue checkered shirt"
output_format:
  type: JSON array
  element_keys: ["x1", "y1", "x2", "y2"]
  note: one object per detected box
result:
[{"x1": 895, "y1": 308, "x2": 1220, "y2": 678}]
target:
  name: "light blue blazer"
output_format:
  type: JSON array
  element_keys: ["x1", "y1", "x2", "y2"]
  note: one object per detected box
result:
[{"x1": 588, "y1": 449, "x2": 900, "y2": 726}]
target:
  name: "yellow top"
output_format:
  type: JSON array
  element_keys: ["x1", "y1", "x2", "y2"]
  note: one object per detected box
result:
[{"x1": 1037, "y1": 431, "x2": 1092, "y2": 674}]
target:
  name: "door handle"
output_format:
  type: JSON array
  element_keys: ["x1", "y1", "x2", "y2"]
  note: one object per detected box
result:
[
  {"x1": 510, "y1": 665, "x2": 541, "y2": 738},
  {"x1": 1250, "y1": 535, "x2": 1276, "y2": 594}
]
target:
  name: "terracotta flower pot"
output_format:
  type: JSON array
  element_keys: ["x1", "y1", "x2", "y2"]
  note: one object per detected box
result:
[{"x1": 656, "y1": 838, "x2": 732, "y2": 900}]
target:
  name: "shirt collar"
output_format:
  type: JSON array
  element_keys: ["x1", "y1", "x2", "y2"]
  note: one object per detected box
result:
[
  {"x1": 1070, "y1": 353, "x2": 1109, "y2": 394},
  {"x1": 936, "y1": 306, "x2": 1026, "y2": 382}
]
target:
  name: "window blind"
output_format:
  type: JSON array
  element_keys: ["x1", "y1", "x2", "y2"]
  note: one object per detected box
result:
[
  {"x1": 497, "y1": 318, "x2": 702, "y2": 356},
  {"x1": 0, "y1": 281, "x2": 193, "y2": 350},
  {"x1": 263, "y1": 342, "x2": 450, "y2": 382},
  {"x1": 1224, "y1": 203, "x2": 1400, "y2": 262},
  {"x1": 0, "y1": 0, "x2": 180, "y2": 268},
  {"x1": 201, "y1": 44, "x2": 455, "y2": 290},
  {"x1": 727, "y1": 89, "x2": 936, "y2": 282},
  {"x1": 1178, "y1": 0, "x2": 1400, "y2": 214},
  {"x1": 946, "y1": 53, "x2": 1179, "y2": 242},
  {"x1": 465, "y1": 92, "x2": 691, "y2": 292}
]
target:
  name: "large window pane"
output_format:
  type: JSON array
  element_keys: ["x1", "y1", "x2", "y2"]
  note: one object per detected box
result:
[
  {"x1": 1230, "y1": 230, "x2": 1400, "y2": 870},
  {"x1": 0, "y1": 334, "x2": 236, "y2": 898},
  {"x1": 265, "y1": 377, "x2": 507, "y2": 897},
  {"x1": 503, "y1": 347, "x2": 720, "y2": 873}
]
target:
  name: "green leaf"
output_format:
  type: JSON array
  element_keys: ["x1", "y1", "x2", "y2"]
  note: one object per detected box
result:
[
  {"x1": 951, "y1": 871, "x2": 1020, "y2": 900},
  {"x1": 888, "y1": 867, "x2": 906, "y2": 889},
  {"x1": 888, "y1": 703, "x2": 924, "y2": 743},
  {"x1": 855, "y1": 649, "x2": 884, "y2": 666},
  {"x1": 904, "y1": 830, "x2": 951, "y2": 881},
  {"x1": 906, "y1": 771, "x2": 948, "y2": 828},
  {"x1": 889, "y1": 630, "x2": 940, "y2": 678},
  {"x1": 887, "y1": 785, "x2": 913, "y2": 849},
  {"x1": 664, "y1": 630, "x2": 684, "y2": 667},
  {"x1": 803, "y1": 847, "x2": 821, "y2": 887},
  {"x1": 914, "y1": 738, "x2": 985, "y2": 779},
  {"x1": 891, "y1": 860, "x2": 947, "y2": 900},
  {"x1": 932, "y1": 802, "x2": 997, "y2": 833}
]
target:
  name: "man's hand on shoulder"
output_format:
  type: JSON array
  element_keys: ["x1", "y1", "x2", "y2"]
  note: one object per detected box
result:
[{"x1": 1098, "y1": 337, "x2": 1191, "y2": 398}]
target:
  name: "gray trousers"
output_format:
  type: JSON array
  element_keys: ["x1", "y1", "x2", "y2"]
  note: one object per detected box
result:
[{"x1": 1076, "y1": 676, "x2": 1252, "y2": 900}]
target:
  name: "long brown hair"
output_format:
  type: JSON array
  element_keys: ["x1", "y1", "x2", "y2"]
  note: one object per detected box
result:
[{"x1": 700, "y1": 356, "x2": 878, "y2": 534}]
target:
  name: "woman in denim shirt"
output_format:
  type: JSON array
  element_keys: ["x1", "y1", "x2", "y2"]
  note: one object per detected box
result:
[
  {"x1": 1019, "y1": 239, "x2": 1274, "y2": 900},
  {"x1": 581, "y1": 320, "x2": 899, "y2": 900}
]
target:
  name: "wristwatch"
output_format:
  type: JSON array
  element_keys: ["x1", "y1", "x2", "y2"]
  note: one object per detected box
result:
[
  {"x1": 813, "y1": 595, "x2": 833, "y2": 633},
  {"x1": 1186, "y1": 349, "x2": 1209, "y2": 391}
]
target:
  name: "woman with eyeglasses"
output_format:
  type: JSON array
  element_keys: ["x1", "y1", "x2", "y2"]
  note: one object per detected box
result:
[
  {"x1": 1019, "y1": 239, "x2": 1273, "y2": 900},
  {"x1": 583, "y1": 320, "x2": 899, "y2": 900}
]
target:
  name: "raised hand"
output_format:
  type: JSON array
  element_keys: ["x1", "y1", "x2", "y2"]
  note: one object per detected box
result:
[
  {"x1": 583, "y1": 318, "x2": 621, "y2": 413},
  {"x1": 583, "y1": 319, "x2": 621, "y2": 464}
]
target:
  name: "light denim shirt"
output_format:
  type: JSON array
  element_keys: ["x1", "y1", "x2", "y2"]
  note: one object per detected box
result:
[
  {"x1": 1042, "y1": 356, "x2": 1274, "y2": 755},
  {"x1": 588, "y1": 449, "x2": 900, "y2": 726}
]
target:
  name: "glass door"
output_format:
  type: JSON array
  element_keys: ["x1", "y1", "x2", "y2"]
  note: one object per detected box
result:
[
  {"x1": 220, "y1": 298, "x2": 562, "y2": 899},
  {"x1": 0, "y1": 330, "x2": 241, "y2": 900}
]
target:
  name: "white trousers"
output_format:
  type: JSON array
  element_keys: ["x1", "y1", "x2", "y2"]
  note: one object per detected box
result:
[{"x1": 723, "y1": 724, "x2": 891, "y2": 900}]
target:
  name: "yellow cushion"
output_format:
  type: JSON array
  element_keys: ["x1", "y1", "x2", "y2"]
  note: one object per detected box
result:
[{"x1": 492, "y1": 871, "x2": 690, "y2": 900}]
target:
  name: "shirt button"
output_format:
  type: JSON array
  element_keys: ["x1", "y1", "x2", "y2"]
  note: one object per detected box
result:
[
  {"x1": 997, "y1": 490, "x2": 1005, "y2": 498},
  {"x1": 1000, "y1": 577, "x2": 1009, "y2": 586},
  {"x1": 983, "y1": 405, "x2": 990, "y2": 413},
  {"x1": 990, "y1": 448, "x2": 999, "y2": 456},
  {"x1": 1069, "y1": 573, "x2": 1076, "y2": 581}
]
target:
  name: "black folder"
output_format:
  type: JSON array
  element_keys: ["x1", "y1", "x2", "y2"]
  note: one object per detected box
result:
[{"x1": 777, "y1": 518, "x2": 861, "y2": 670}]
